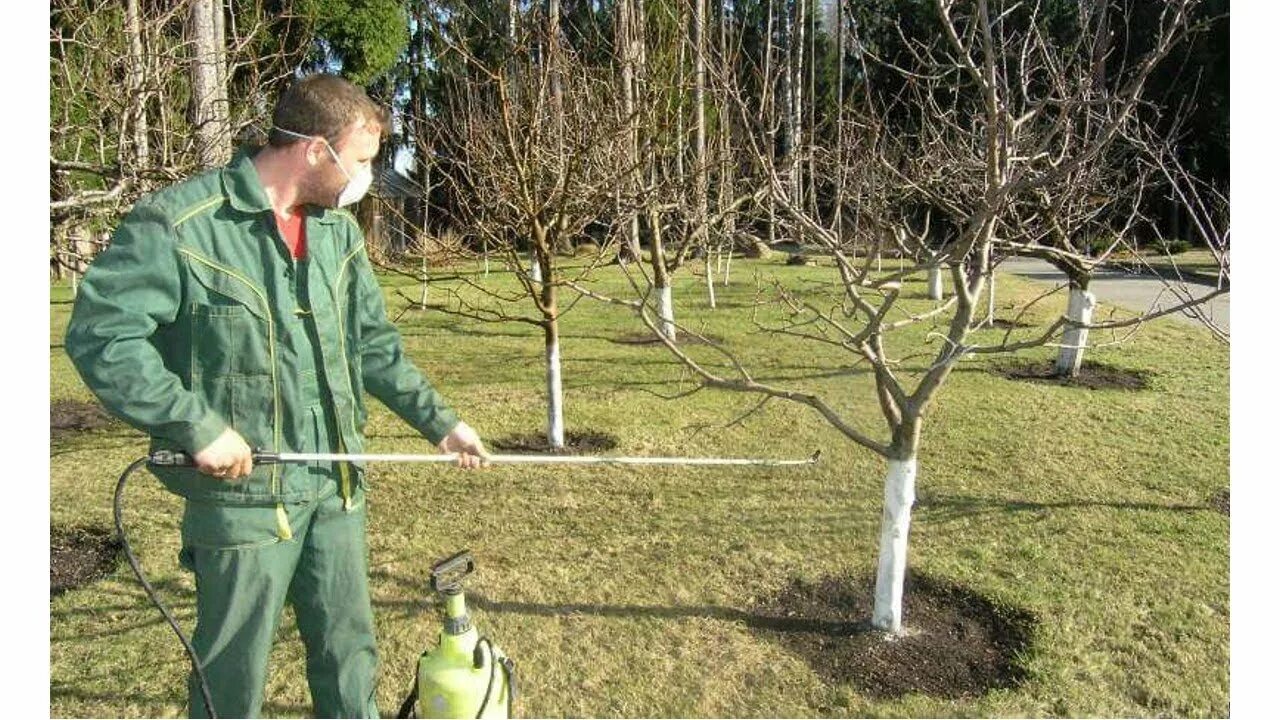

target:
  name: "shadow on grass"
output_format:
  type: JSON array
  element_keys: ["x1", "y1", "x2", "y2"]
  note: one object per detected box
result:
[
  {"x1": 48, "y1": 685, "x2": 313, "y2": 718},
  {"x1": 471, "y1": 592, "x2": 869, "y2": 636},
  {"x1": 50, "y1": 434, "x2": 148, "y2": 460},
  {"x1": 364, "y1": 567, "x2": 864, "y2": 636},
  {"x1": 916, "y1": 492, "x2": 1212, "y2": 523}
]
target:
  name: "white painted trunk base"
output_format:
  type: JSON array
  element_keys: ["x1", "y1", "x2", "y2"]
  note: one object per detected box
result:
[
  {"x1": 927, "y1": 267, "x2": 943, "y2": 301},
  {"x1": 420, "y1": 257, "x2": 429, "y2": 306},
  {"x1": 872, "y1": 457, "x2": 918, "y2": 634},
  {"x1": 546, "y1": 337, "x2": 565, "y2": 449},
  {"x1": 530, "y1": 249, "x2": 542, "y2": 284},
  {"x1": 986, "y1": 269, "x2": 996, "y2": 325},
  {"x1": 705, "y1": 255, "x2": 717, "y2": 309},
  {"x1": 722, "y1": 249, "x2": 733, "y2": 287},
  {"x1": 1055, "y1": 287, "x2": 1096, "y2": 376},
  {"x1": 659, "y1": 285, "x2": 676, "y2": 341}
]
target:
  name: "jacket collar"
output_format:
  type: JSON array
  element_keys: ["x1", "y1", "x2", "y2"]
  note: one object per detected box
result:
[
  {"x1": 220, "y1": 149, "x2": 273, "y2": 215},
  {"x1": 220, "y1": 148, "x2": 341, "y2": 224}
]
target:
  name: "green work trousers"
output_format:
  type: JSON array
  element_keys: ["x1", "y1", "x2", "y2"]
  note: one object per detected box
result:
[{"x1": 179, "y1": 475, "x2": 379, "y2": 719}]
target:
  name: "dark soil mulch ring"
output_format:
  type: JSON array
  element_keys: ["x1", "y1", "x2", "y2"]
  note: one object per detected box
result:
[
  {"x1": 992, "y1": 360, "x2": 1152, "y2": 391},
  {"x1": 749, "y1": 571, "x2": 1036, "y2": 699},
  {"x1": 489, "y1": 429, "x2": 620, "y2": 454},
  {"x1": 985, "y1": 318, "x2": 1038, "y2": 330},
  {"x1": 51, "y1": 524, "x2": 122, "y2": 597},
  {"x1": 51, "y1": 399, "x2": 118, "y2": 439},
  {"x1": 1209, "y1": 488, "x2": 1229, "y2": 516},
  {"x1": 611, "y1": 331, "x2": 725, "y2": 346}
]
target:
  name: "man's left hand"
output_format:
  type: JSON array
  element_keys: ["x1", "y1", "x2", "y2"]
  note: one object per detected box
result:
[{"x1": 438, "y1": 421, "x2": 491, "y2": 470}]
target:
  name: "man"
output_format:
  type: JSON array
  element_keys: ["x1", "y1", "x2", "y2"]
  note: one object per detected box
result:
[{"x1": 65, "y1": 73, "x2": 488, "y2": 718}]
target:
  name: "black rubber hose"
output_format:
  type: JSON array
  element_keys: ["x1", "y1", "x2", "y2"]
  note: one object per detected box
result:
[
  {"x1": 473, "y1": 636, "x2": 498, "y2": 719},
  {"x1": 113, "y1": 456, "x2": 218, "y2": 719}
]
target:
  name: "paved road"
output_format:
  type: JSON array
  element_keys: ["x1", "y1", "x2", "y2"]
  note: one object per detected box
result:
[{"x1": 998, "y1": 257, "x2": 1230, "y2": 332}]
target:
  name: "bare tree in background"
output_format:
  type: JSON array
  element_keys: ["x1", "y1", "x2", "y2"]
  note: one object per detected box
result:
[
  {"x1": 429, "y1": 30, "x2": 631, "y2": 449},
  {"x1": 50, "y1": 0, "x2": 308, "y2": 287}
]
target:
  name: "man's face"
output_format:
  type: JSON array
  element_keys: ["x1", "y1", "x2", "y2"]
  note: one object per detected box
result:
[{"x1": 303, "y1": 117, "x2": 381, "y2": 207}]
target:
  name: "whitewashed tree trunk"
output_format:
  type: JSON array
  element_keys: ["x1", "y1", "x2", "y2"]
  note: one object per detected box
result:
[
  {"x1": 722, "y1": 246, "x2": 732, "y2": 286},
  {"x1": 986, "y1": 268, "x2": 996, "y2": 326},
  {"x1": 545, "y1": 328, "x2": 565, "y2": 449},
  {"x1": 927, "y1": 266, "x2": 943, "y2": 301},
  {"x1": 872, "y1": 456, "x2": 918, "y2": 634},
  {"x1": 1055, "y1": 286, "x2": 1096, "y2": 377},
  {"x1": 419, "y1": 253, "x2": 429, "y2": 307},
  {"x1": 704, "y1": 253, "x2": 716, "y2": 308},
  {"x1": 530, "y1": 248, "x2": 542, "y2": 283},
  {"x1": 659, "y1": 284, "x2": 676, "y2": 341}
]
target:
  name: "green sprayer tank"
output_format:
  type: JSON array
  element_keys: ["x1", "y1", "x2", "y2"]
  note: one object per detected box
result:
[{"x1": 398, "y1": 551, "x2": 517, "y2": 719}]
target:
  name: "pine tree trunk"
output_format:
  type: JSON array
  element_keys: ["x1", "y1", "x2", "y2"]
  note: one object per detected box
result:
[
  {"x1": 764, "y1": 0, "x2": 777, "y2": 247},
  {"x1": 189, "y1": 0, "x2": 229, "y2": 168},
  {"x1": 125, "y1": 0, "x2": 150, "y2": 173},
  {"x1": 694, "y1": 0, "x2": 709, "y2": 308}
]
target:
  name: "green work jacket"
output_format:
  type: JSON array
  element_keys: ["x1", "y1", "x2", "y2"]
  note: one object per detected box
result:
[{"x1": 66, "y1": 151, "x2": 459, "y2": 516}]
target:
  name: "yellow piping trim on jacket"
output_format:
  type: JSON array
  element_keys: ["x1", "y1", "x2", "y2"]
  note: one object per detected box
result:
[
  {"x1": 333, "y1": 243, "x2": 365, "y2": 510},
  {"x1": 173, "y1": 196, "x2": 223, "y2": 227},
  {"x1": 178, "y1": 248, "x2": 291, "y2": 539}
]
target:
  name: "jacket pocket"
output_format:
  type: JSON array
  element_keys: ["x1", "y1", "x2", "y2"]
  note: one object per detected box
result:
[
  {"x1": 179, "y1": 499, "x2": 290, "y2": 556},
  {"x1": 186, "y1": 255, "x2": 273, "y2": 377}
]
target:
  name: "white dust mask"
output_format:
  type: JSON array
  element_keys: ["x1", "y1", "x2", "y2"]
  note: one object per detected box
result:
[{"x1": 274, "y1": 126, "x2": 374, "y2": 207}]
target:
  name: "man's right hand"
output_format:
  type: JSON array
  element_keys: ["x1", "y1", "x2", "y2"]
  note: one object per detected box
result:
[{"x1": 193, "y1": 427, "x2": 254, "y2": 480}]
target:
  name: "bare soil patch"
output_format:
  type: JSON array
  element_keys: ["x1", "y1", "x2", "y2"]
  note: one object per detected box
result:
[
  {"x1": 1208, "y1": 489, "x2": 1229, "y2": 516},
  {"x1": 749, "y1": 571, "x2": 1036, "y2": 699},
  {"x1": 489, "y1": 429, "x2": 620, "y2": 454},
  {"x1": 993, "y1": 360, "x2": 1152, "y2": 391},
  {"x1": 51, "y1": 524, "x2": 122, "y2": 597},
  {"x1": 51, "y1": 399, "x2": 118, "y2": 439},
  {"x1": 611, "y1": 331, "x2": 725, "y2": 346}
]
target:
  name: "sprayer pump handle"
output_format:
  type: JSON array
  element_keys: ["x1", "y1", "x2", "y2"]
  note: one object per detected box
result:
[{"x1": 430, "y1": 550, "x2": 476, "y2": 594}]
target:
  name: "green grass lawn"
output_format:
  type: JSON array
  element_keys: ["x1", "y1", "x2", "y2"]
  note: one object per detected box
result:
[{"x1": 49, "y1": 257, "x2": 1228, "y2": 717}]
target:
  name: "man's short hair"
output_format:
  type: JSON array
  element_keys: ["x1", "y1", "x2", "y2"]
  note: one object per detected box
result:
[{"x1": 268, "y1": 74, "x2": 391, "y2": 149}]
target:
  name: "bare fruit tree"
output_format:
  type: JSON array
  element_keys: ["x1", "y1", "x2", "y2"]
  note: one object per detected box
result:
[
  {"x1": 426, "y1": 24, "x2": 631, "y2": 449},
  {"x1": 596, "y1": 0, "x2": 1227, "y2": 634}
]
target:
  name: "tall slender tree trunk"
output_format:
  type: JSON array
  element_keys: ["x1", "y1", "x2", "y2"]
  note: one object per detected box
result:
[
  {"x1": 807, "y1": 0, "x2": 818, "y2": 219},
  {"x1": 189, "y1": 0, "x2": 229, "y2": 169},
  {"x1": 833, "y1": 0, "x2": 844, "y2": 238},
  {"x1": 694, "y1": 0, "x2": 711, "y2": 308},
  {"x1": 764, "y1": 0, "x2": 777, "y2": 246},
  {"x1": 420, "y1": 160, "x2": 431, "y2": 307},
  {"x1": 718, "y1": 0, "x2": 734, "y2": 287},
  {"x1": 125, "y1": 0, "x2": 150, "y2": 174},
  {"x1": 789, "y1": 0, "x2": 804, "y2": 211},
  {"x1": 676, "y1": 16, "x2": 686, "y2": 189},
  {"x1": 618, "y1": 0, "x2": 642, "y2": 265}
]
